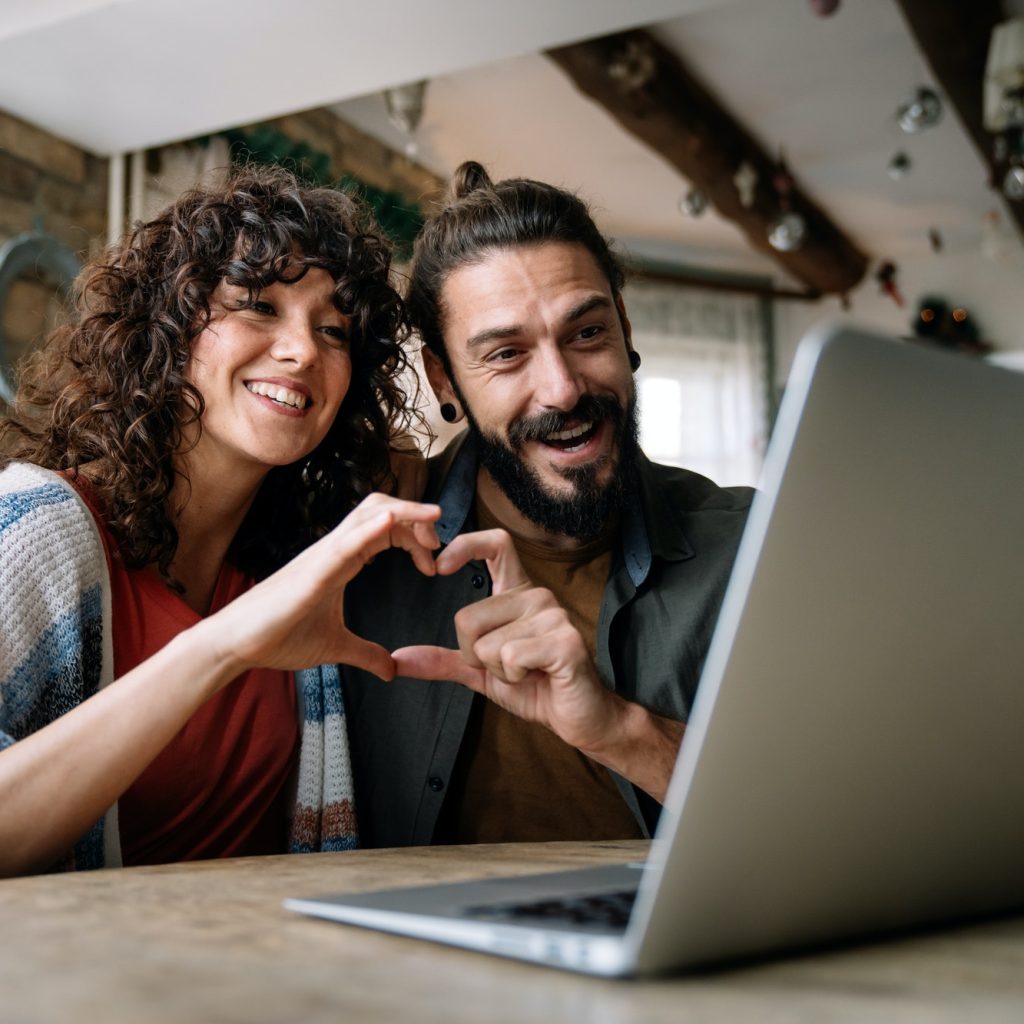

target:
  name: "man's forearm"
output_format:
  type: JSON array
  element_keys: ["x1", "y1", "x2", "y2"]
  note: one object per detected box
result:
[{"x1": 578, "y1": 696, "x2": 685, "y2": 804}]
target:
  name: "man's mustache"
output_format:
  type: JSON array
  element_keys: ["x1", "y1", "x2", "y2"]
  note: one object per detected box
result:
[{"x1": 507, "y1": 394, "x2": 624, "y2": 446}]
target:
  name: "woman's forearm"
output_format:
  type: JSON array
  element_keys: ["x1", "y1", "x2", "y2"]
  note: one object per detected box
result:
[{"x1": 0, "y1": 617, "x2": 244, "y2": 878}]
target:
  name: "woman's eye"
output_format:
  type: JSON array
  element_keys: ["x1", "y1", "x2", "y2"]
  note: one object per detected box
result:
[
  {"x1": 321, "y1": 326, "x2": 350, "y2": 345},
  {"x1": 233, "y1": 298, "x2": 274, "y2": 315}
]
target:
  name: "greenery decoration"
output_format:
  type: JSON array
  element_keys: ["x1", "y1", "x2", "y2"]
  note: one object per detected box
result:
[
  {"x1": 338, "y1": 174, "x2": 425, "y2": 262},
  {"x1": 195, "y1": 125, "x2": 425, "y2": 259}
]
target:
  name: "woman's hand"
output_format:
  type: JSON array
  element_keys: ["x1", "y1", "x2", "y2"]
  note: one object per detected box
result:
[{"x1": 208, "y1": 493, "x2": 441, "y2": 681}]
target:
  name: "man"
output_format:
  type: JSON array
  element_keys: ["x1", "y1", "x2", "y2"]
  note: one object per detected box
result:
[{"x1": 340, "y1": 161, "x2": 752, "y2": 846}]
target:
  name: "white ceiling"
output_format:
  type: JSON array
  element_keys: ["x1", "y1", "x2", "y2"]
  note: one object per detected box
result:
[
  {"x1": 335, "y1": 0, "x2": 1015, "y2": 280},
  {"x1": 0, "y1": 0, "x2": 718, "y2": 153},
  {"x1": 0, "y1": 0, "x2": 1018, "y2": 282}
]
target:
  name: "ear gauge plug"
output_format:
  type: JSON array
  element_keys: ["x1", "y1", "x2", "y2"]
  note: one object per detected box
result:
[
  {"x1": 628, "y1": 351, "x2": 642, "y2": 372},
  {"x1": 440, "y1": 402, "x2": 458, "y2": 423}
]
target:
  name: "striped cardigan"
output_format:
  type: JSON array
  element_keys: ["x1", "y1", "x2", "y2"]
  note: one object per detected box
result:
[{"x1": 0, "y1": 462, "x2": 358, "y2": 870}]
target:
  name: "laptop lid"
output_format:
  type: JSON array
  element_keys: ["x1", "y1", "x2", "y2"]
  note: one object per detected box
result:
[{"x1": 626, "y1": 324, "x2": 1024, "y2": 973}]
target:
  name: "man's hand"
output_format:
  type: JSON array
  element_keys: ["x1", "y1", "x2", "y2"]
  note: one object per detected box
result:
[{"x1": 392, "y1": 528, "x2": 684, "y2": 801}]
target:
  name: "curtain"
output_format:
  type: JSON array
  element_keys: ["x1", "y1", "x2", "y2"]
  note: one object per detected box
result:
[{"x1": 624, "y1": 281, "x2": 770, "y2": 487}]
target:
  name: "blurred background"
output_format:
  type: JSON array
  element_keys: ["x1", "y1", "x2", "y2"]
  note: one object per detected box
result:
[{"x1": 2, "y1": 0, "x2": 1022, "y2": 485}]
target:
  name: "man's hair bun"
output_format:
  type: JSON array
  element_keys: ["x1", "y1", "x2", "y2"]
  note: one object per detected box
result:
[{"x1": 446, "y1": 160, "x2": 493, "y2": 202}]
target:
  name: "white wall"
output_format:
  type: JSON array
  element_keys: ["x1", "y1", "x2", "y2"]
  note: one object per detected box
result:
[{"x1": 773, "y1": 243, "x2": 1024, "y2": 389}]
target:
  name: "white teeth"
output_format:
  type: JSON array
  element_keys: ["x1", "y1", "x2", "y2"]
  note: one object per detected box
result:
[
  {"x1": 544, "y1": 420, "x2": 593, "y2": 442},
  {"x1": 245, "y1": 382, "x2": 308, "y2": 409}
]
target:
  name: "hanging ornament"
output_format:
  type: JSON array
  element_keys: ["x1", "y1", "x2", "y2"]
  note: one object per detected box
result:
[
  {"x1": 808, "y1": 0, "x2": 840, "y2": 15},
  {"x1": 772, "y1": 157, "x2": 794, "y2": 204},
  {"x1": 996, "y1": 124, "x2": 1024, "y2": 200},
  {"x1": 733, "y1": 162, "x2": 758, "y2": 208},
  {"x1": 887, "y1": 151, "x2": 912, "y2": 179},
  {"x1": 607, "y1": 38, "x2": 656, "y2": 92},
  {"x1": 896, "y1": 87, "x2": 943, "y2": 134},
  {"x1": 875, "y1": 261, "x2": 904, "y2": 307},
  {"x1": 768, "y1": 212, "x2": 807, "y2": 252},
  {"x1": 984, "y1": 18, "x2": 1024, "y2": 132},
  {"x1": 384, "y1": 80, "x2": 428, "y2": 157},
  {"x1": 928, "y1": 228, "x2": 944, "y2": 253},
  {"x1": 915, "y1": 297, "x2": 943, "y2": 338},
  {"x1": 767, "y1": 154, "x2": 806, "y2": 252},
  {"x1": 981, "y1": 209, "x2": 1011, "y2": 262},
  {"x1": 1004, "y1": 164, "x2": 1024, "y2": 200},
  {"x1": 678, "y1": 189, "x2": 708, "y2": 217}
]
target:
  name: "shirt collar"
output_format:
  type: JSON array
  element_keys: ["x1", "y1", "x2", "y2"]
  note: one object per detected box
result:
[{"x1": 434, "y1": 433, "x2": 479, "y2": 544}]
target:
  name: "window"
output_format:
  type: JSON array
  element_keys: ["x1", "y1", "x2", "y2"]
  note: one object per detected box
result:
[{"x1": 625, "y1": 281, "x2": 772, "y2": 487}]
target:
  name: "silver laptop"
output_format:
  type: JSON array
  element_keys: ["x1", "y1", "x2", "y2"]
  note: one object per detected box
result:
[{"x1": 285, "y1": 325, "x2": 1024, "y2": 977}]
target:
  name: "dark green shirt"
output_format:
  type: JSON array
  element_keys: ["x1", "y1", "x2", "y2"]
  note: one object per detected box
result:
[{"x1": 340, "y1": 433, "x2": 753, "y2": 847}]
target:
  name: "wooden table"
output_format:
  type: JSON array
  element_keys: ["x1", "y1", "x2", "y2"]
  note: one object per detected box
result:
[{"x1": 3, "y1": 840, "x2": 1024, "y2": 1023}]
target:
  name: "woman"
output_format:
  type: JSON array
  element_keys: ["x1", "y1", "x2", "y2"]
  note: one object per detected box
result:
[{"x1": 0, "y1": 165, "x2": 438, "y2": 876}]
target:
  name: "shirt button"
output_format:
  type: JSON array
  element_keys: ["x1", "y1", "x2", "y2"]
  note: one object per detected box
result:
[
  {"x1": 428, "y1": 776, "x2": 445, "y2": 792},
  {"x1": 471, "y1": 573, "x2": 486, "y2": 589}
]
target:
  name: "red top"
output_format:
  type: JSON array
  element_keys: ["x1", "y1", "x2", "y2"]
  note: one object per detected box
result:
[{"x1": 69, "y1": 477, "x2": 299, "y2": 865}]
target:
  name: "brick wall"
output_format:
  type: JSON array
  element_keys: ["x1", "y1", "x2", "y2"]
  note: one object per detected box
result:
[
  {"x1": 0, "y1": 111, "x2": 107, "y2": 408},
  {"x1": 0, "y1": 109, "x2": 107, "y2": 258}
]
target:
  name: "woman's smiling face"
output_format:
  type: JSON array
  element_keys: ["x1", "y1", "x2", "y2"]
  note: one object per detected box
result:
[{"x1": 185, "y1": 266, "x2": 353, "y2": 482}]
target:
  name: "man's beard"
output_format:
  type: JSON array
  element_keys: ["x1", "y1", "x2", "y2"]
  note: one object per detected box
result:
[{"x1": 460, "y1": 391, "x2": 639, "y2": 541}]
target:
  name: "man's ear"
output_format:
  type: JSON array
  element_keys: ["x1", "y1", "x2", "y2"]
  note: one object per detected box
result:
[
  {"x1": 422, "y1": 347, "x2": 454, "y2": 404},
  {"x1": 422, "y1": 347, "x2": 464, "y2": 423}
]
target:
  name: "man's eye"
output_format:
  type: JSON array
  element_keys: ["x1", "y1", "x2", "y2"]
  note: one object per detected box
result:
[
  {"x1": 490, "y1": 347, "x2": 521, "y2": 362},
  {"x1": 576, "y1": 324, "x2": 604, "y2": 341}
]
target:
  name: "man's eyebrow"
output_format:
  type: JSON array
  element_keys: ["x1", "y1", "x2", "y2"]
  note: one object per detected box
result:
[
  {"x1": 564, "y1": 295, "x2": 613, "y2": 322},
  {"x1": 466, "y1": 324, "x2": 524, "y2": 350},
  {"x1": 464, "y1": 295, "x2": 613, "y2": 350}
]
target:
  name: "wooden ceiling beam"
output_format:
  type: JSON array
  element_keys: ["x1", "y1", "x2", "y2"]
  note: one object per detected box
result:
[
  {"x1": 546, "y1": 29, "x2": 869, "y2": 296},
  {"x1": 629, "y1": 263, "x2": 821, "y2": 302},
  {"x1": 892, "y1": 0, "x2": 1024, "y2": 236}
]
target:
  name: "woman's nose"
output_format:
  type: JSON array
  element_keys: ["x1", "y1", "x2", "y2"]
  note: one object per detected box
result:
[{"x1": 270, "y1": 318, "x2": 319, "y2": 366}]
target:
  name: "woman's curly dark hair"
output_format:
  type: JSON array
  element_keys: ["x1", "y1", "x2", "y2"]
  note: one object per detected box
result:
[{"x1": 0, "y1": 164, "x2": 412, "y2": 581}]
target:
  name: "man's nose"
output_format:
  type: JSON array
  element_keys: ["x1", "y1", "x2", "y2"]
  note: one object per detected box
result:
[{"x1": 534, "y1": 348, "x2": 584, "y2": 410}]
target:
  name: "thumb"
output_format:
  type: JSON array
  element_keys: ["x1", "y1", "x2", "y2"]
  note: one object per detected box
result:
[
  {"x1": 392, "y1": 645, "x2": 485, "y2": 692},
  {"x1": 340, "y1": 635, "x2": 396, "y2": 682}
]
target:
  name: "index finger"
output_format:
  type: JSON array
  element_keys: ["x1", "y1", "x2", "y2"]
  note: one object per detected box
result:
[
  {"x1": 434, "y1": 528, "x2": 530, "y2": 595},
  {"x1": 351, "y1": 493, "x2": 442, "y2": 526}
]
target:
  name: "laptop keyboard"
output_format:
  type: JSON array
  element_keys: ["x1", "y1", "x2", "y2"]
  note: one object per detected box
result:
[{"x1": 466, "y1": 888, "x2": 637, "y2": 929}]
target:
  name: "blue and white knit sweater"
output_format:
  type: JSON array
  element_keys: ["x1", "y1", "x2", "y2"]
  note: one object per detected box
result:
[{"x1": 0, "y1": 462, "x2": 358, "y2": 870}]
